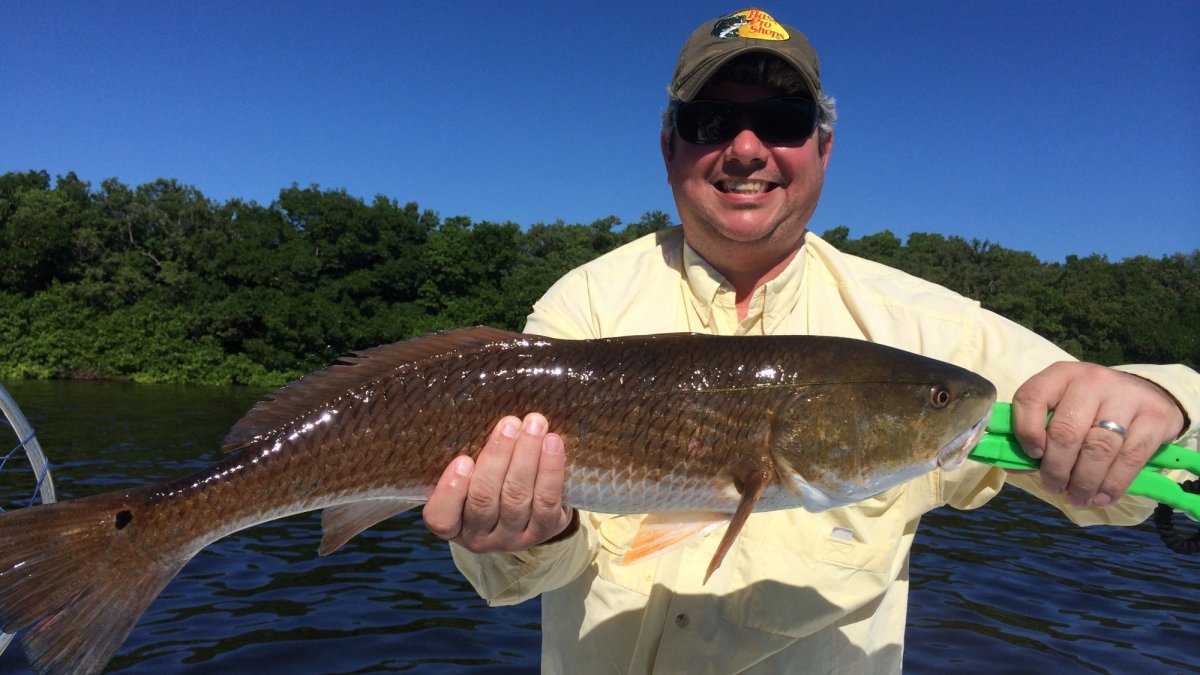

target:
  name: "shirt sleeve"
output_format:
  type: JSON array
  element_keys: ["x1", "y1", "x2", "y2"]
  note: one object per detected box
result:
[
  {"x1": 525, "y1": 270, "x2": 601, "y2": 339},
  {"x1": 449, "y1": 521, "x2": 600, "y2": 606},
  {"x1": 1112, "y1": 363, "x2": 1200, "y2": 439}
]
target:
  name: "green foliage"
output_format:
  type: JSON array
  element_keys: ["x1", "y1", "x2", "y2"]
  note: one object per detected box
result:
[
  {"x1": 0, "y1": 172, "x2": 673, "y2": 384},
  {"x1": 825, "y1": 226, "x2": 1199, "y2": 368},
  {"x1": 1, "y1": 169, "x2": 1195, "y2": 385}
]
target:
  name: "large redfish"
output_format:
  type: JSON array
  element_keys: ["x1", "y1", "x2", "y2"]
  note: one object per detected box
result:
[{"x1": 0, "y1": 327, "x2": 995, "y2": 674}]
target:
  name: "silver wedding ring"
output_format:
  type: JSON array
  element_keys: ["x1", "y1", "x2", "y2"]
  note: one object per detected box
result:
[{"x1": 1094, "y1": 419, "x2": 1128, "y2": 438}]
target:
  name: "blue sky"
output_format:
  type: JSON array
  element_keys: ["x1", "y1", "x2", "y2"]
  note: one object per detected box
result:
[{"x1": 3, "y1": 1, "x2": 1197, "y2": 262}]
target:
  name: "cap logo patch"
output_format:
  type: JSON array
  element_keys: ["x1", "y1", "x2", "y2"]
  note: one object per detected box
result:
[{"x1": 710, "y1": 8, "x2": 789, "y2": 41}]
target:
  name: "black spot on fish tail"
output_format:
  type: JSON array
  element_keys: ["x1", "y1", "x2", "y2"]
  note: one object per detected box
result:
[{"x1": 0, "y1": 491, "x2": 197, "y2": 674}]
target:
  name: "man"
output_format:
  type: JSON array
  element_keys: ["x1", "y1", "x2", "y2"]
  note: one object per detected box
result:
[{"x1": 423, "y1": 9, "x2": 1198, "y2": 673}]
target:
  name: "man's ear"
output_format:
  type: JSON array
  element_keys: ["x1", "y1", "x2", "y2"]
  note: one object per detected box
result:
[
  {"x1": 661, "y1": 130, "x2": 675, "y2": 176},
  {"x1": 819, "y1": 130, "x2": 834, "y2": 169}
]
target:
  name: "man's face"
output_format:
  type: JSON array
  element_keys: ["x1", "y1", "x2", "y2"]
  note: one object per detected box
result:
[{"x1": 662, "y1": 80, "x2": 832, "y2": 278}]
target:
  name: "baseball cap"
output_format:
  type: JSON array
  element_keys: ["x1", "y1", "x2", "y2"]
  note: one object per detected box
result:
[{"x1": 668, "y1": 8, "x2": 822, "y2": 102}]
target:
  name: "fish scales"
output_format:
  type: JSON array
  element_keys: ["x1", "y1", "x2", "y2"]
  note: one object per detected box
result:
[
  {"x1": 0, "y1": 327, "x2": 996, "y2": 675},
  {"x1": 234, "y1": 331, "x2": 766, "y2": 514}
]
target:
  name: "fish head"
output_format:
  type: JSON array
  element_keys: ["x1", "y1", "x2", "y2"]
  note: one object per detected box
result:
[{"x1": 767, "y1": 351, "x2": 996, "y2": 511}]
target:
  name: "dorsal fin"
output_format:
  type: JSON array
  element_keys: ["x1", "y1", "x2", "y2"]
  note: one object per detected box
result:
[{"x1": 222, "y1": 326, "x2": 524, "y2": 451}]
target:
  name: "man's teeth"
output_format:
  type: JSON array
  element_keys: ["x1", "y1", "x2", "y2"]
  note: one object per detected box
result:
[{"x1": 719, "y1": 180, "x2": 772, "y2": 194}]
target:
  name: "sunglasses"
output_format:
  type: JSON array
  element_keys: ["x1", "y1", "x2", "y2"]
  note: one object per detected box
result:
[{"x1": 673, "y1": 96, "x2": 818, "y2": 145}]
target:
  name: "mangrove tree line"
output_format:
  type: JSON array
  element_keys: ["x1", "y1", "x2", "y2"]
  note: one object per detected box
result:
[{"x1": 1, "y1": 170, "x2": 1196, "y2": 386}]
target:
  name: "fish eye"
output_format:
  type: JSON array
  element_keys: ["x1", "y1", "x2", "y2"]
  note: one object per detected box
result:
[{"x1": 930, "y1": 386, "x2": 952, "y2": 408}]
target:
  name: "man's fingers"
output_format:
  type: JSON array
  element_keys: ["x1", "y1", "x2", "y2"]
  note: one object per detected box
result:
[
  {"x1": 1022, "y1": 380, "x2": 1098, "y2": 495},
  {"x1": 1011, "y1": 399, "x2": 1053, "y2": 461},
  {"x1": 528, "y1": 432, "x2": 570, "y2": 540},
  {"x1": 1063, "y1": 419, "x2": 1125, "y2": 506},
  {"x1": 1094, "y1": 436, "x2": 1150, "y2": 508},
  {"x1": 422, "y1": 455, "x2": 474, "y2": 540},
  {"x1": 422, "y1": 413, "x2": 572, "y2": 553},
  {"x1": 496, "y1": 414, "x2": 550, "y2": 534},
  {"x1": 461, "y1": 416, "x2": 522, "y2": 541},
  {"x1": 1011, "y1": 363, "x2": 1073, "y2": 460},
  {"x1": 1014, "y1": 362, "x2": 1121, "y2": 499}
]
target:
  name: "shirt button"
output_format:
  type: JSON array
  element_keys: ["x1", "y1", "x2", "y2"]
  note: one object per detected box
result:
[{"x1": 674, "y1": 613, "x2": 689, "y2": 628}]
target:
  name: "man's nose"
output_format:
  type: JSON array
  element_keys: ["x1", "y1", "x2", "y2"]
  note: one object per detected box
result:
[{"x1": 724, "y1": 124, "x2": 769, "y2": 165}]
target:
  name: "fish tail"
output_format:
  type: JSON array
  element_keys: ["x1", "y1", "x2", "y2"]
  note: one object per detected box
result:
[{"x1": 0, "y1": 492, "x2": 193, "y2": 675}]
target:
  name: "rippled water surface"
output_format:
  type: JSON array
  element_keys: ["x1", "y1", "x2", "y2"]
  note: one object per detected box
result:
[{"x1": 1, "y1": 380, "x2": 1196, "y2": 673}]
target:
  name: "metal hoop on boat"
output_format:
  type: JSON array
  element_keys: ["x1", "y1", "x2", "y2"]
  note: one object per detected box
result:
[{"x1": 0, "y1": 383, "x2": 57, "y2": 655}]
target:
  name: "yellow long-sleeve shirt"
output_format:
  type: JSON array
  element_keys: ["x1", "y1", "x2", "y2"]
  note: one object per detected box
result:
[{"x1": 451, "y1": 229, "x2": 1200, "y2": 674}]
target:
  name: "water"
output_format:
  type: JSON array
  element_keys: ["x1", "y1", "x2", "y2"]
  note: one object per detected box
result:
[{"x1": 0, "y1": 380, "x2": 1196, "y2": 674}]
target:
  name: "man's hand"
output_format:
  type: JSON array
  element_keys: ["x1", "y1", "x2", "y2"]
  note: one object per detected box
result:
[
  {"x1": 423, "y1": 413, "x2": 575, "y2": 553},
  {"x1": 1012, "y1": 362, "x2": 1185, "y2": 508}
]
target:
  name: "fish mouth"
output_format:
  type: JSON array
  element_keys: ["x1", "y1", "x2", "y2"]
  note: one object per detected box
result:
[{"x1": 936, "y1": 410, "x2": 991, "y2": 470}]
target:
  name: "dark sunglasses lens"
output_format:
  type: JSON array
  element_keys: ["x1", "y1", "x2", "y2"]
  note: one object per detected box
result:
[
  {"x1": 676, "y1": 101, "x2": 736, "y2": 144},
  {"x1": 753, "y1": 98, "x2": 817, "y2": 143},
  {"x1": 675, "y1": 97, "x2": 817, "y2": 145}
]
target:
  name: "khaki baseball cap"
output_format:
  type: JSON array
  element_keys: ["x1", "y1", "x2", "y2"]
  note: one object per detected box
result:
[{"x1": 668, "y1": 8, "x2": 821, "y2": 102}]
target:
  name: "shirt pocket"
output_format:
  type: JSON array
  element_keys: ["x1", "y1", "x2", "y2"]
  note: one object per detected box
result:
[
  {"x1": 721, "y1": 485, "x2": 913, "y2": 639},
  {"x1": 592, "y1": 513, "x2": 658, "y2": 596}
]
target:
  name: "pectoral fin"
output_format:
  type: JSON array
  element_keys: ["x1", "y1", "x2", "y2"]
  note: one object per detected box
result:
[
  {"x1": 620, "y1": 512, "x2": 729, "y2": 566},
  {"x1": 319, "y1": 499, "x2": 420, "y2": 555},
  {"x1": 704, "y1": 464, "x2": 774, "y2": 583}
]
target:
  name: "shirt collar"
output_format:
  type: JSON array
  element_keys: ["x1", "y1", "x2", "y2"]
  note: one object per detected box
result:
[{"x1": 681, "y1": 235, "x2": 808, "y2": 335}]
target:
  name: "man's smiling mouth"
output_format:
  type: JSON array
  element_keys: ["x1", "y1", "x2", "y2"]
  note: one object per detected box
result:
[{"x1": 715, "y1": 180, "x2": 776, "y2": 194}]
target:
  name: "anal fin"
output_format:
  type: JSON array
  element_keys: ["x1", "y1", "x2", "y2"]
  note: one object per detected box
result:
[
  {"x1": 319, "y1": 499, "x2": 419, "y2": 555},
  {"x1": 620, "y1": 512, "x2": 729, "y2": 566}
]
